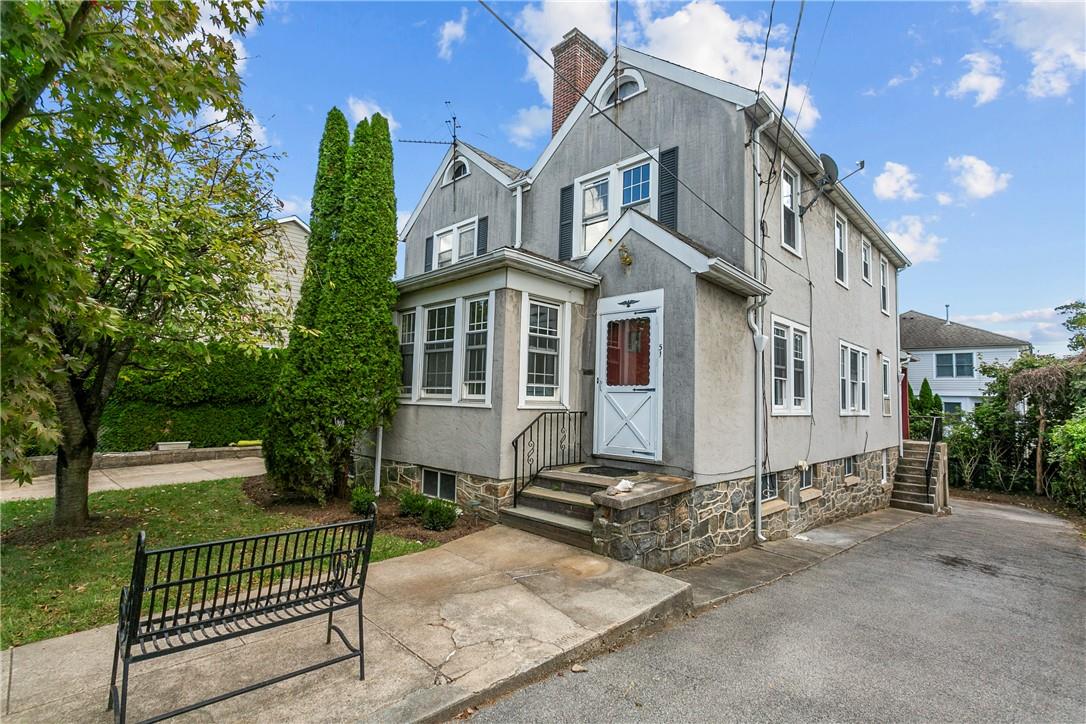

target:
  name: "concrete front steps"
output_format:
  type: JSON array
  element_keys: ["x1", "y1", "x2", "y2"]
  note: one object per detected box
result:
[
  {"x1": 891, "y1": 440, "x2": 939, "y2": 513},
  {"x1": 498, "y1": 468, "x2": 617, "y2": 550}
]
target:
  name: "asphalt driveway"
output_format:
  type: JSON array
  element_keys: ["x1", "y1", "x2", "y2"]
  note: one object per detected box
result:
[{"x1": 475, "y1": 499, "x2": 1086, "y2": 722}]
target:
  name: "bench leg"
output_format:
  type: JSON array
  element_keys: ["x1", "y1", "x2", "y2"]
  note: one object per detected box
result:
[
  {"x1": 325, "y1": 610, "x2": 333, "y2": 645},
  {"x1": 108, "y1": 635, "x2": 121, "y2": 710},
  {"x1": 357, "y1": 598, "x2": 365, "y2": 681},
  {"x1": 115, "y1": 659, "x2": 130, "y2": 724}
]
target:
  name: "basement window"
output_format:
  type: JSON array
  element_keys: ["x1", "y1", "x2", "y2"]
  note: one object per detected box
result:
[
  {"x1": 422, "y1": 469, "x2": 456, "y2": 501},
  {"x1": 760, "y1": 472, "x2": 779, "y2": 502}
]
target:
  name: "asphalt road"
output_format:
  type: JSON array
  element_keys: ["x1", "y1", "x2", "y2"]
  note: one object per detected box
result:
[{"x1": 474, "y1": 500, "x2": 1086, "y2": 723}]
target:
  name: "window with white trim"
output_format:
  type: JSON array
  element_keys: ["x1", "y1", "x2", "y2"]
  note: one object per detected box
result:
[
  {"x1": 781, "y1": 166, "x2": 799, "y2": 253},
  {"x1": 839, "y1": 341, "x2": 869, "y2": 415},
  {"x1": 879, "y1": 256, "x2": 890, "y2": 314},
  {"x1": 622, "y1": 163, "x2": 650, "y2": 206},
  {"x1": 399, "y1": 311, "x2": 415, "y2": 396},
  {"x1": 861, "y1": 238, "x2": 872, "y2": 283},
  {"x1": 843, "y1": 456, "x2": 856, "y2": 477},
  {"x1": 882, "y1": 357, "x2": 892, "y2": 416},
  {"x1": 526, "y1": 300, "x2": 561, "y2": 399},
  {"x1": 422, "y1": 304, "x2": 455, "y2": 396},
  {"x1": 595, "y1": 69, "x2": 646, "y2": 110},
  {"x1": 834, "y1": 213, "x2": 848, "y2": 286},
  {"x1": 422, "y1": 469, "x2": 456, "y2": 501},
  {"x1": 771, "y1": 317, "x2": 809, "y2": 414},
  {"x1": 760, "y1": 472, "x2": 779, "y2": 502},
  {"x1": 442, "y1": 157, "x2": 470, "y2": 185},
  {"x1": 432, "y1": 218, "x2": 477, "y2": 269},
  {"x1": 462, "y1": 297, "x2": 489, "y2": 398},
  {"x1": 800, "y1": 467, "x2": 814, "y2": 490},
  {"x1": 573, "y1": 151, "x2": 658, "y2": 256},
  {"x1": 581, "y1": 177, "x2": 609, "y2": 254},
  {"x1": 936, "y1": 352, "x2": 974, "y2": 378}
]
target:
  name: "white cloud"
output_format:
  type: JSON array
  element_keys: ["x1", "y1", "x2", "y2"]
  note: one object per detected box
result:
[
  {"x1": 873, "y1": 162, "x2": 922, "y2": 201},
  {"x1": 277, "y1": 195, "x2": 311, "y2": 217},
  {"x1": 956, "y1": 307, "x2": 1060, "y2": 324},
  {"x1": 947, "y1": 52, "x2": 1005, "y2": 105},
  {"x1": 197, "y1": 105, "x2": 269, "y2": 146},
  {"x1": 886, "y1": 215, "x2": 944, "y2": 263},
  {"x1": 515, "y1": 1, "x2": 614, "y2": 103},
  {"x1": 946, "y1": 155, "x2": 1011, "y2": 199},
  {"x1": 437, "y1": 8, "x2": 468, "y2": 61},
  {"x1": 888, "y1": 62, "x2": 923, "y2": 88},
  {"x1": 935, "y1": 192, "x2": 954, "y2": 206},
  {"x1": 504, "y1": 105, "x2": 551, "y2": 149},
  {"x1": 346, "y1": 96, "x2": 400, "y2": 133},
  {"x1": 968, "y1": 0, "x2": 986, "y2": 15},
  {"x1": 986, "y1": 1, "x2": 1086, "y2": 98}
]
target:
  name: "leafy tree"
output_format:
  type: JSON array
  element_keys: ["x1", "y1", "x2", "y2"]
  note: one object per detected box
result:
[
  {"x1": 1, "y1": 1, "x2": 279, "y2": 526},
  {"x1": 1057, "y1": 300, "x2": 1086, "y2": 352},
  {"x1": 265, "y1": 109, "x2": 351, "y2": 499},
  {"x1": 909, "y1": 378, "x2": 943, "y2": 439},
  {"x1": 1008, "y1": 355, "x2": 1081, "y2": 495}
]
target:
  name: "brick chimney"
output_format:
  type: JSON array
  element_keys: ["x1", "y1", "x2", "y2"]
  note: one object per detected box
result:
[{"x1": 551, "y1": 28, "x2": 607, "y2": 136}]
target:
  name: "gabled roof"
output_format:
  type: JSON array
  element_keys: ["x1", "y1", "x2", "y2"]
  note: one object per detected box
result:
[
  {"x1": 581, "y1": 209, "x2": 770, "y2": 298},
  {"x1": 276, "y1": 215, "x2": 311, "y2": 234},
  {"x1": 461, "y1": 141, "x2": 525, "y2": 181},
  {"x1": 899, "y1": 310, "x2": 1031, "y2": 350}
]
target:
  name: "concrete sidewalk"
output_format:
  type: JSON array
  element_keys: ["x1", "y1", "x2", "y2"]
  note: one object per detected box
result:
[
  {"x1": 0, "y1": 457, "x2": 266, "y2": 502},
  {"x1": 2, "y1": 525, "x2": 691, "y2": 723},
  {"x1": 669, "y1": 506, "x2": 923, "y2": 608}
]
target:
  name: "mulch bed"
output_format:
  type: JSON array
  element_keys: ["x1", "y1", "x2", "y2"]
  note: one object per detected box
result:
[
  {"x1": 243, "y1": 475, "x2": 490, "y2": 545},
  {"x1": 951, "y1": 486, "x2": 1086, "y2": 536}
]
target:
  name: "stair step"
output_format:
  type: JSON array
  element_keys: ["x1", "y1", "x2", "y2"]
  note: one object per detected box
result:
[
  {"x1": 499, "y1": 506, "x2": 593, "y2": 550},
  {"x1": 891, "y1": 489, "x2": 935, "y2": 504},
  {"x1": 522, "y1": 485, "x2": 594, "y2": 508},
  {"x1": 896, "y1": 461, "x2": 929, "y2": 474},
  {"x1": 536, "y1": 469, "x2": 615, "y2": 488},
  {"x1": 895, "y1": 471, "x2": 929, "y2": 484},
  {"x1": 890, "y1": 499, "x2": 936, "y2": 514},
  {"x1": 892, "y1": 480, "x2": 930, "y2": 494},
  {"x1": 517, "y1": 486, "x2": 595, "y2": 521}
]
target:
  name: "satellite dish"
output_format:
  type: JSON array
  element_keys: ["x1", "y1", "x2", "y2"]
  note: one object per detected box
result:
[{"x1": 819, "y1": 153, "x2": 839, "y2": 186}]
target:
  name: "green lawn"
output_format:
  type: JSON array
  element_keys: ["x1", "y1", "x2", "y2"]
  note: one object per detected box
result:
[{"x1": 0, "y1": 478, "x2": 434, "y2": 649}]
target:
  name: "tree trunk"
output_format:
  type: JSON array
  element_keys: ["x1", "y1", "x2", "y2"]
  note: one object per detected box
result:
[
  {"x1": 54, "y1": 437, "x2": 94, "y2": 527},
  {"x1": 1035, "y1": 408, "x2": 1046, "y2": 496}
]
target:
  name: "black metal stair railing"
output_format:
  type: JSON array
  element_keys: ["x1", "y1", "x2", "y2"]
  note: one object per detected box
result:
[
  {"x1": 924, "y1": 414, "x2": 944, "y2": 501},
  {"x1": 511, "y1": 411, "x2": 586, "y2": 507}
]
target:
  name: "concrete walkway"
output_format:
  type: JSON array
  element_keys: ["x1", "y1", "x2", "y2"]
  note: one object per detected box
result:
[
  {"x1": 1, "y1": 525, "x2": 691, "y2": 723},
  {"x1": 0, "y1": 458, "x2": 266, "y2": 502},
  {"x1": 669, "y1": 506, "x2": 923, "y2": 608}
]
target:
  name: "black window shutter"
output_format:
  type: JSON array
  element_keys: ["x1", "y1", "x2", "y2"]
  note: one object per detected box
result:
[
  {"x1": 558, "y1": 184, "x2": 574, "y2": 260},
  {"x1": 659, "y1": 147, "x2": 679, "y2": 230},
  {"x1": 424, "y1": 236, "x2": 433, "y2": 272},
  {"x1": 476, "y1": 216, "x2": 488, "y2": 256}
]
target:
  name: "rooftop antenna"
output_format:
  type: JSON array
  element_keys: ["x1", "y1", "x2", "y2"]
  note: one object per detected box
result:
[
  {"x1": 799, "y1": 154, "x2": 865, "y2": 217},
  {"x1": 399, "y1": 102, "x2": 463, "y2": 210}
]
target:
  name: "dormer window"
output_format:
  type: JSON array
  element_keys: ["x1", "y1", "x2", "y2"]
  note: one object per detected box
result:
[
  {"x1": 595, "y1": 69, "x2": 646, "y2": 111},
  {"x1": 442, "y1": 156, "x2": 470, "y2": 185}
]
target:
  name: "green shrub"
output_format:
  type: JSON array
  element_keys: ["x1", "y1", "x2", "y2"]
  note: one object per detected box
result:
[
  {"x1": 97, "y1": 401, "x2": 266, "y2": 452},
  {"x1": 398, "y1": 489, "x2": 428, "y2": 518},
  {"x1": 421, "y1": 499, "x2": 458, "y2": 531},
  {"x1": 349, "y1": 485, "x2": 377, "y2": 515},
  {"x1": 1050, "y1": 413, "x2": 1086, "y2": 514}
]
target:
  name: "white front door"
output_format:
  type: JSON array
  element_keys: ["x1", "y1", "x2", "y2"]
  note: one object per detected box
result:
[{"x1": 594, "y1": 289, "x2": 663, "y2": 461}]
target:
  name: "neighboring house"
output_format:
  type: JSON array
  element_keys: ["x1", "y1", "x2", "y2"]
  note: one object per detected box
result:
[
  {"x1": 270, "y1": 216, "x2": 311, "y2": 314},
  {"x1": 900, "y1": 310, "x2": 1031, "y2": 414},
  {"x1": 369, "y1": 29, "x2": 911, "y2": 569}
]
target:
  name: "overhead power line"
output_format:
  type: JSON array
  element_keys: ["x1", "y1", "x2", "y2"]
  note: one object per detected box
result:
[{"x1": 476, "y1": 0, "x2": 812, "y2": 285}]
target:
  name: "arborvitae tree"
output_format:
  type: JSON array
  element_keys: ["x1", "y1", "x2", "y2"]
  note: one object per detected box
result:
[
  {"x1": 917, "y1": 378, "x2": 936, "y2": 415},
  {"x1": 264, "y1": 108, "x2": 350, "y2": 499},
  {"x1": 307, "y1": 114, "x2": 401, "y2": 490}
]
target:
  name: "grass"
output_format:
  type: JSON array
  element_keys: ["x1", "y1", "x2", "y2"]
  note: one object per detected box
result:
[{"x1": 0, "y1": 478, "x2": 436, "y2": 649}]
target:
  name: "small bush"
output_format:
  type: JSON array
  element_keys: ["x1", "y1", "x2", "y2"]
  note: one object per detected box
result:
[
  {"x1": 398, "y1": 489, "x2": 429, "y2": 518},
  {"x1": 421, "y1": 499, "x2": 459, "y2": 531},
  {"x1": 1050, "y1": 413, "x2": 1086, "y2": 514},
  {"x1": 350, "y1": 485, "x2": 377, "y2": 515}
]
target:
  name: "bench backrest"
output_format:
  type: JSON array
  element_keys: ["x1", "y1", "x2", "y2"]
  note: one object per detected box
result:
[{"x1": 120, "y1": 504, "x2": 376, "y2": 643}]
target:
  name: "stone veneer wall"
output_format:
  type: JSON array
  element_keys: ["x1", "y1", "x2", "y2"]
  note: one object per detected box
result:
[
  {"x1": 353, "y1": 454, "x2": 510, "y2": 522},
  {"x1": 592, "y1": 447, "x2": 898, "y2": 572}
]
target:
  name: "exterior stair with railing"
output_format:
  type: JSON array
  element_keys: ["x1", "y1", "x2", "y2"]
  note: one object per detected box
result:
[
  {"x1": 891, "y1": 438, "x2": 946, "y2": 514},
  {"x1": 498, "y1": 467, "x2": 612, "y2": 550}
]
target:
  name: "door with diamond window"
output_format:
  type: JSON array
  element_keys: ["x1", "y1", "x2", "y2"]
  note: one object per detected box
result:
[{"x1": 594, "y1": 290, "x2": 663, "y2": 461}]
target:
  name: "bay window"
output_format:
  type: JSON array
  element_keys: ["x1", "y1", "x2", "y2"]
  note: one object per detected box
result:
[
  {"x1": 525, "y1": 300, "x2": 561, "y2": 399},
  {"x1": 402, "y1": 292, "x2": 494, "y2": 404},
  {"x1": 422, "y1": 304, "x2": 455, "y2": 396},
  {"x1": 839, "y1": 340, "x2": 869, "y2": 415},
  {"x1": 771, "y1": 316, "x2": 809, "y2": 414},
  {"x1": 463, "y1": 297, "x2": 489, "y2": 398},
  {"x1": 399, "y1": 311, "x2": 415, "y2": 396}
]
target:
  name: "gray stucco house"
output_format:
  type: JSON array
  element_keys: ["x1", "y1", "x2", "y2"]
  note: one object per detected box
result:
[{"x1": 365, "y1": 29, "x2": 911, "y2": 570}]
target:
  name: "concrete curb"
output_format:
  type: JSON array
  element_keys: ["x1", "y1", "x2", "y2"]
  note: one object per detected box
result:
[
  {"x1": 11, "y1": 446, "x2": 262, "y2": 478},
  {"x1": 386, "y1": 582, "x2": 694, "y2": 723}
]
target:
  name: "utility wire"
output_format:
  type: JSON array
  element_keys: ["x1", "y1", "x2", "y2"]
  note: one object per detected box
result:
[
  {"x1": 754, "y1": 0, "x2": 777, "y2": 99},
  {"x1": 476, "y1": 0, "x2": 812, "y2": 285}
]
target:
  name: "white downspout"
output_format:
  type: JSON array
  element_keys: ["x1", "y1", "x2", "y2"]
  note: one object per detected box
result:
[
  {"x1": 748, "y1": 111, "x2": 775, "y2": 543},
  {"x1": 513, "y1": 184, "x2": 524, "y2": 249},
  {"x1": 373, "y1": 426, "x2": 384, "y2": 496},
  {"x1": 895, "y1": 267, "x2": 904, "y2": 458}
]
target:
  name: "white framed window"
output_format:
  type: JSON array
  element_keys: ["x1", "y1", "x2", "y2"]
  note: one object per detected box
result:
[
  {"x1": 441, "y1": 157, "x2": 470, "y2": 186},
  {"x1": 431, "y1": 217, "x2": 478, "y2": 269},
  {"x1": 781, "y1": 166, "x2": 800, "y2": 255},
  {"x1": 843, "y1": 456, "x2": 856, "y2": 477},
  {"x1": 879, "y1": 256, "x2": 890, "y2": 314},
  {"x1": 398, "y1": 311, "x2": 416, "y2": 396},
  {"x1": 834, "y1": 212, "x2": 848, "y2": 287},
  {"x1": 800, "y1": 467, "x2": 814, "y2": 490},
  {"x1": 881, "y1": 450, "x2": 888, "y2": 483},
  {"x1": 594, "y1": 69, "x2": 647, "y2": 110},
  {"x1": 861, "y1": 238, "x2": 872, "y2": 284},
  {"x1": 760, "y1": 472, "x2": 779, "y2": 502},
  {"x1": 462, "y1": 297, "x2": 489, "y2": 399},
  {"x1": 839, "y1": 340, "x2": 869, "y2": 415},
  {"x1": 935, "y1": 352, "x2": 974, "y2": 378},
  {"x1": 422, "y1": 469, "x2": 456, "y2": 501},
  {"x1": 573, "y1": 150, "x2": 659, "y2": 256},
  {"x1": 882, "y1": 357, "x2": 892, "y2": 416},
  {"x1": 422, "y1": 304, "x2": 456, "y2": 397},
  {"x1": 771, "y1": 316, "x2": 810, "y2": 415},
  {"x1": 524, "y1": 299, "x2": 561, "y2": 400}
]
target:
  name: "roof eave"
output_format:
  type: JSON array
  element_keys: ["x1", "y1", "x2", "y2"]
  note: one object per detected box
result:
[{"x1": 396, "y1": 247, "x2": 600, "y2": 294}]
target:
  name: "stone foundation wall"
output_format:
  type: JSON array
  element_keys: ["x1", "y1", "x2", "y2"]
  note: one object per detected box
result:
[
  {"x1": 353, "y1": 454, "x2": 510, "y2": 522},
  {"x1": 592, "y1": 447, "x2": 898, "y2": 572}
]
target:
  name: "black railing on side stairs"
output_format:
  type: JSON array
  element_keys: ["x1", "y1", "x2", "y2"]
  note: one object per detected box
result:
[
  {"x1": 924, "y1": 414, "x2": 944, "y2": 501},
  {"x1": 512, "y1": 411, "x2": 586, "y2": 507}
]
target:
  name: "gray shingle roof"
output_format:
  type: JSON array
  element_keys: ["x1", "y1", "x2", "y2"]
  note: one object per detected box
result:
[
  {"x1": 899, "y1": 310, "x2": 1030, "y2": 350},
  {"x1": 460, "y1": 142, "x2": 526, "y2": 181}
]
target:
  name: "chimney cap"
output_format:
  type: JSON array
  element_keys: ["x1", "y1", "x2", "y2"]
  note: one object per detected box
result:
[{"x1": 551, "y1": 27, "x2": 608, "y2": 60}]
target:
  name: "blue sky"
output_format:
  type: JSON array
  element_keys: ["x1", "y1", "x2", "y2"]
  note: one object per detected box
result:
[{"x1": 240, "y1": 1, "x2": 1084, "y2": 354}]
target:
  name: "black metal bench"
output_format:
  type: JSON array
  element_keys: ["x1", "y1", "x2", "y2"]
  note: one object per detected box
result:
[{"x1": 108, "y1": 505, "x2": 377, "y2": 723}]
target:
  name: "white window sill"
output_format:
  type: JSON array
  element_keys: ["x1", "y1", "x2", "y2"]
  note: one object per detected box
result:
[
  {"x1": 835, "y1": 279, "x2": 849, "y2": 290},
  {"x1": 761, "y1": 498, "x2": 790, "y2": 516},
  {"x1": 402, "y1": 399, "x2": 492, "y2": 409},
  {"x1": 799, "y1": 487, "x2": 823, "y2": 503},
  {"x1": 518, "y1": 402, "x2": 567, "y2": 411},
  {"x1": 862, "y1": 277, "x2": 873, "y2": 286},
  {"x1": 771, "y1": 408, "x2": 811, "y2": 417},
  {"x1": 781, "y1": 243, "x2": 803, "y2": 259},
  {"x1": 881, "y1": 309, "x2": 891, "y2": 317},
  {"x1": 839, "y1": 411, "x2": 871, "y2": 417}
]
